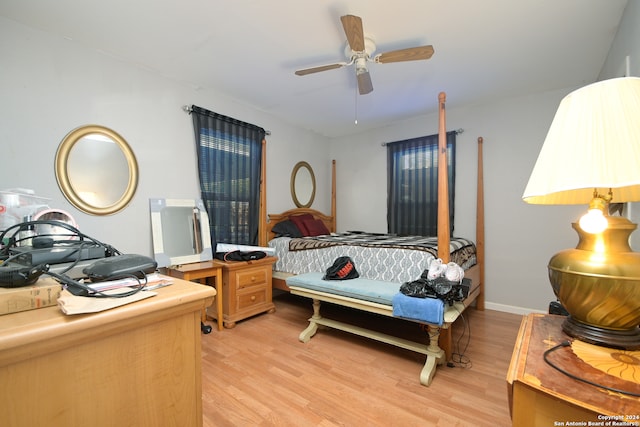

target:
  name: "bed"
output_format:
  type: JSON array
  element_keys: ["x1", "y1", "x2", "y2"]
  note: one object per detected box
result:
[{"x1": 258, "y1": 92, "x2": 485, "y2": 385}]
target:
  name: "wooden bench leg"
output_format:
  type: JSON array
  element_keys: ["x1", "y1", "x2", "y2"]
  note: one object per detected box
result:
[
  {"x1": 420, "y1": 325, "x2": 445, "y2": 386},
  {"x1": 440, "y1": 327, "x2": 452, "y2": 361},
  {"x1": 422, "y1": 323, "x2": 452, "y2": 361},
  {"x1": 299, "y1": 299, "x2": 321, "y2": 342}
]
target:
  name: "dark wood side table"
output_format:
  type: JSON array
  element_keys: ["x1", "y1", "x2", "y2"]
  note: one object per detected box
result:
[
  {"x1": 163, "y1": 261, "x2": 223, "y2": 331},
  {"x1": 507, "y1": 313, "x2": 640, "y2": 426}
]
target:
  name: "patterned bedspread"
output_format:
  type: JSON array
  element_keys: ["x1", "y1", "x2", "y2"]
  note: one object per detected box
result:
[{"x1": 270, "y1": 232, "x2": 476, "y2": 284}]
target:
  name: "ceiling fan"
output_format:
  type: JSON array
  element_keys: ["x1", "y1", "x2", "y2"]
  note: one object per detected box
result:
[{"x1": 294, "y1": 14, "x2": 434, "y2": 95}]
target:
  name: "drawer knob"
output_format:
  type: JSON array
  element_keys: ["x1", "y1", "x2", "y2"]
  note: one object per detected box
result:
[{"x1": 251, "y1": 295, "x2": 256, "y2": 301}]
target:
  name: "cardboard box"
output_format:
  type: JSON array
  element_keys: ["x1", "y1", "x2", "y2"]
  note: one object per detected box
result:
[{"x1": 0, "y1": 277, "x2": 62, "y2": 315}]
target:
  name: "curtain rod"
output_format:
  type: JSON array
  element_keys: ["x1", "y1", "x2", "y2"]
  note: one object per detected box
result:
[
  {"x1": 182, "y1": 105, "x2": 271, "y2": 135},
  {"x1": 380, "y1": 128, "x2": 464, "y2": 146}
]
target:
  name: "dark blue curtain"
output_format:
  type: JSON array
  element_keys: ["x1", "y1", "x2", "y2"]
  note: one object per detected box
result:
[
  {"x1": 387, "y1": 131, "x2": 456, "y2": 236},
  {"x1": 191, "y1": 106, "x2": 265, "y2": 250}
]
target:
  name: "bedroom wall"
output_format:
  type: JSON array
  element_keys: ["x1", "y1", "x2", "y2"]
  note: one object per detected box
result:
[{"x1": 0, "y1": 17, "x2": 331, "y2": 256}]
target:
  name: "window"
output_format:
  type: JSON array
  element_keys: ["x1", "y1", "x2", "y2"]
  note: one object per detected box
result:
[
  {"x1": 190, "y1": 106, "x2": 265, "y2": 250},
  {"x1": 387, "y1": 132, "x2": 456, "y2": 236}
]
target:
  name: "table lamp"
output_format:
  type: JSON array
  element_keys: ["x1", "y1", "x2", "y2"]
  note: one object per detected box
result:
[{"x1": 523, "y1": 77, "x2": 640, "y2": 350}]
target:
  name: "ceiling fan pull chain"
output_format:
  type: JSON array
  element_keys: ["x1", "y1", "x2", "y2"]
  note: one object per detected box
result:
[{"x1": 354, "y1": 85, "x2": 359, "y2": 125}]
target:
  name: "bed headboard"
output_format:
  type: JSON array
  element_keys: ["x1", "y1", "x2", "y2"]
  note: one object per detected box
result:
[{"x1": 265, "y1": 208, "x2": 336, "y2": 242}]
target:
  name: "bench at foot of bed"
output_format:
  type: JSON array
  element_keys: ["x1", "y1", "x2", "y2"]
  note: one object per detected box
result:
[
  {"x1": 295, "y1": 293, "x2": 446, "y2": 386},
  {"x1": 286, "y1": 272, "x2": 480, "y2": 386}
]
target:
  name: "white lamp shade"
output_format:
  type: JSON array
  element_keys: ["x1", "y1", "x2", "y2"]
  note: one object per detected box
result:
[{"x1": 523, "y1": 77, "x2": 640, "y2": 205}]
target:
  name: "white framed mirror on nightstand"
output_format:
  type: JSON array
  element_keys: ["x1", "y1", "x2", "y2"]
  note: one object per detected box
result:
[{"x1": 149, "y1": 198, "x2": 213, "y2": 268}]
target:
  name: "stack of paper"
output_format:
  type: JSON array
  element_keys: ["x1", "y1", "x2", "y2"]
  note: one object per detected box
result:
[
  {"x1": 87, "y1": 273, "x2": 172, "y2": 293},
  {"x1": 57, "y1": 288, "x2": 157, "y2": 315}
]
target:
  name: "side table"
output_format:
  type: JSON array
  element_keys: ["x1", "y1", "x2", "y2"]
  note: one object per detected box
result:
[
  {"x1": 507, "y1": 313, "x2": 640, "y2": 426},
  {"x1": 163, "y1": 261, "x2": 223, "y2": 331},
  {"x1": 211, "y1": 256, "x2": 277, "y2": 328}
]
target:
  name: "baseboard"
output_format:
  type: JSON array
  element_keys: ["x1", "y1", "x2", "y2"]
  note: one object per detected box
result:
[{"x1": 484, "y1": 301, "x2": 546, "y2": 316}]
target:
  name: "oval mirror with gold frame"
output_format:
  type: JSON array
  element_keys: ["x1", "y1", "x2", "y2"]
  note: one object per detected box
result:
[
  {"x1": 290, "y1": 161, "x2": 316, "y2": 208},
  {"x1": 55, "y1": 125, "x2": 138, "y2": 215}
]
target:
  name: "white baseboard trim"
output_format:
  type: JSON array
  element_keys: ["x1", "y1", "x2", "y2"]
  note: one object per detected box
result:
[{"x1": 484, "y1": 301, "x2": 546, "y2": 316}]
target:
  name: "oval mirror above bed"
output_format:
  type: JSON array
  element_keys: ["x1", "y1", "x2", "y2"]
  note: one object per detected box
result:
[{"x1": 291, "y1": 161, "x2": 316, "y2": 208}]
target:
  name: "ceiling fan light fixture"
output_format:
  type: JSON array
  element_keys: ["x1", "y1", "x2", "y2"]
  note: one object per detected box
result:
[
  {"x1": 355, "y1": 57, "x2": 368, "y2": 74},
  {"x1": 344, "y1": 37, "x2": 376, "y2": 62}
]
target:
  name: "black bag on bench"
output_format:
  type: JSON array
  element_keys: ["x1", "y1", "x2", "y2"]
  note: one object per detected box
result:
[
  {"x1": 400, "y1": 273, "x2": 471, "y2": 305},
  {"x1": 323, "y1": 256, "x2": 359, "y2": 280}
]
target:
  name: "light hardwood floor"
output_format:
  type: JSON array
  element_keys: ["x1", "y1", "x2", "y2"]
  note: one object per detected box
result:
[{"x1": 201, "y1": 291, "x2": 523, "y2": 427}]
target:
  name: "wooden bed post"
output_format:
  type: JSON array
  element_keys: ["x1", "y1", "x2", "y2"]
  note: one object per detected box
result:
[
  {"x1": 435, "y1": 92, "x2": 451, "y2": 360},
  {"x1": 437, "y1": 92, "x2": 450, "y2": 263},
  {"x1": 258, "y1": 138, "x2": 267, "y2": 247},
  {"x1": 476, "y1": 137, "x2": 485, "y2": 310}
]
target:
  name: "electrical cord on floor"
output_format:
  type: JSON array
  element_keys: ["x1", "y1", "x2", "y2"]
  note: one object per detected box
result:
[
  {"x1": 448, "y1": 309, "x2": 472, "y2": 369},
  {"x1": 543, "y1": 341, "x2": 640, "y2": 397}
]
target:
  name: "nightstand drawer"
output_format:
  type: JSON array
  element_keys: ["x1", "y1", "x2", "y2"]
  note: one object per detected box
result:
[
  {"x1": 235, "y1": 268, "x2": 268, "y2": 289},
  {"x1": 237, "y1": 287, "x2": 267, "y2": 310}
]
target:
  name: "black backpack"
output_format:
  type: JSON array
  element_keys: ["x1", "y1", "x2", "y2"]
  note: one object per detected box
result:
[{"x1": 323, "y1": 256, "x2": 359, "y2": 280}]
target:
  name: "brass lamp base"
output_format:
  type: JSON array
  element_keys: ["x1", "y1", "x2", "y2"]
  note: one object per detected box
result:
[
  {"x1": 549, "y1": 216, "x2": 640, "y2": 352},
  {"x1": 562, "y1": 316, "x2": 640, "y2": 350}
]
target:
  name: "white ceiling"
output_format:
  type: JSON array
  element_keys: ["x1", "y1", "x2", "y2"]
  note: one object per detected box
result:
[{"x1": 0, "y1": 0, "x2": 628, "y2": 138}]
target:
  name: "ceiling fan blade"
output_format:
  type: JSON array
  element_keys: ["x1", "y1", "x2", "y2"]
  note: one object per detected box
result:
[
  {"x1": 340, "y1": 15, "x2": 365, "y2": 51},
  {"x1": 376, "y1": 45, "x2": 434, "y2": 63},
  {"x1": 295, "y1": 63, "x2": 346, "y2": 76},
  {"x1": 356, "y1": 69, "x2": 373, "y2": 95}
]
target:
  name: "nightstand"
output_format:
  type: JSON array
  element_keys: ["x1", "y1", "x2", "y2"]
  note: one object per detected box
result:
[
  {"x1": 211, "y1": 256, "x2": 277, "y2": 328},
  {"x1": 162, "y1": 261, "x2": 223, "y2": 332}
]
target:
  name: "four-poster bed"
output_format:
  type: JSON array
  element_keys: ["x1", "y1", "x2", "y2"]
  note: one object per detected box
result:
[{"x1": 258, "y1": 92, "x2": 485, "y2": 385}]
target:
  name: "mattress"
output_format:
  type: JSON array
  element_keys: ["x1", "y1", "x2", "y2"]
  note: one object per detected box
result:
[{"x1": 269, "y1": 232, "x2": 476, "y2": 284}]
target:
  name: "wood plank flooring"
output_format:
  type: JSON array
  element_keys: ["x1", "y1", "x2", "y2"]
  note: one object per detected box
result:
[{"x1": 201, "y1": 291, "x2": 523, "y2": 427}]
